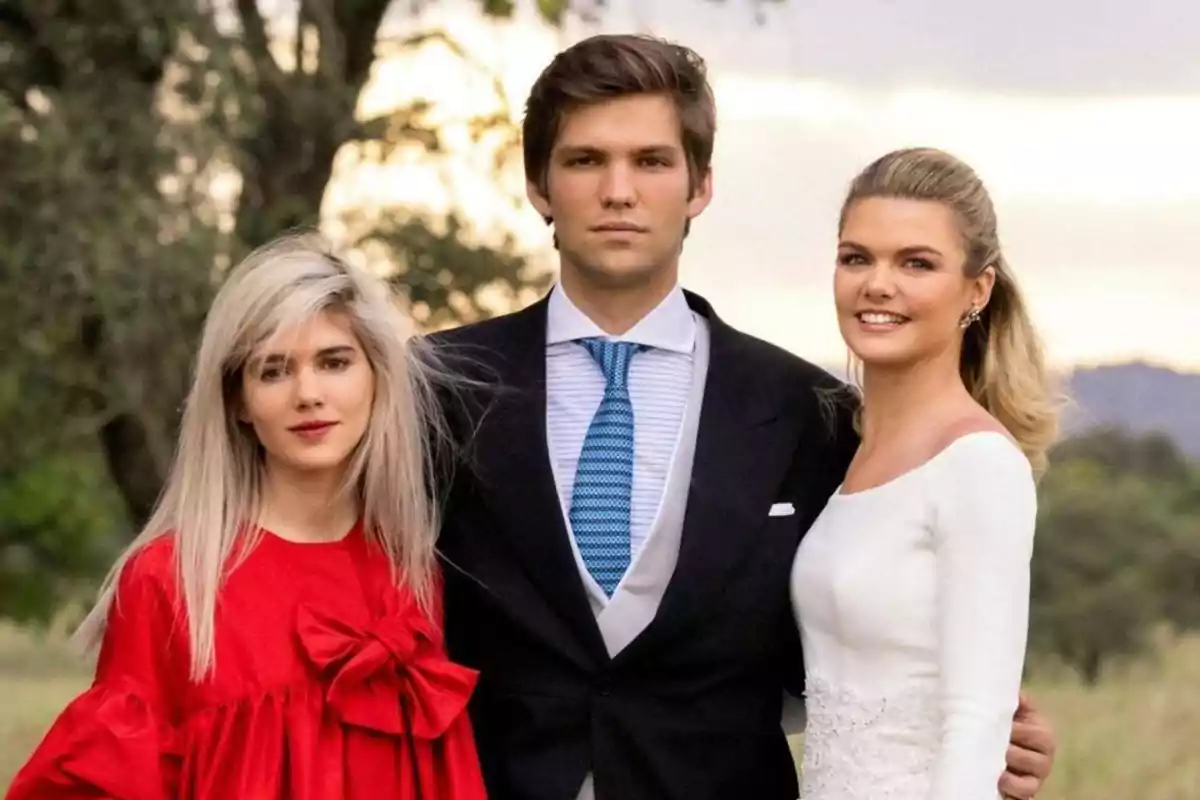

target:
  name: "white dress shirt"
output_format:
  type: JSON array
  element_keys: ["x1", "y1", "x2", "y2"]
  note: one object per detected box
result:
[{"x1": 544, "y1": 283, "x2": 697, "y2": 608}]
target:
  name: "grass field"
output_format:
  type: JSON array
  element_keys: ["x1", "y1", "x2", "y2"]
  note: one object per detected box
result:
[{"x1": 2, "y1": 623, "x2": 1198, "y2": 797}]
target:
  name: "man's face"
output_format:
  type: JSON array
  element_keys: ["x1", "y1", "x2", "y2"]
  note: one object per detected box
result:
[{"x1": 528, "y1": 93, "x2": 712, "y2": 294}]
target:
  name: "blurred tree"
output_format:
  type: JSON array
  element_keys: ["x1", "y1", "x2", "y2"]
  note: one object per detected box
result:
[
  {"x1": 0, "y1": 454, "x2": 128, "y2": 625},
  {"x1": 1030, "y1": 429, "x2": 1200, "y2": 683},
  {"x1": 1029, "y1": 458, "x2": 1181, "y2": 683},
  {"x1": 1157, "y1": 512, "x2": 1200, "y2": 633},
  {"x1": 0, "y1": 1, "x2": 226, "y2": 526},
  {"x1": 1049, "y1": 428, "x2": 1200, "y2": 632},
  {"x1": 1051, "y1": 426, "x2": 1192, "y2": 485}
]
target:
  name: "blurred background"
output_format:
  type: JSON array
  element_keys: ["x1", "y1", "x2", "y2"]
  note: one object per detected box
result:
[{"x1": 1, "y1": 0, "x2": 1197, "y2": 796}]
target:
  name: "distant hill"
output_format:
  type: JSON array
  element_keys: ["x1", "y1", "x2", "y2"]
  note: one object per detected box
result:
[{"x1": 1064, "y1": 362, "x2": 1200, "y2": 459}]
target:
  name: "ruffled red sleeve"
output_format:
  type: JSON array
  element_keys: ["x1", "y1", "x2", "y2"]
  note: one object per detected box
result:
[{"x1": 5, "y1": 541, "x2": 184, "y2": 800}]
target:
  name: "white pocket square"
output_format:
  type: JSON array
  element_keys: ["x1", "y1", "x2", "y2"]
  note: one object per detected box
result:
[{"x1": 769, "y1": 502, "x2": 795, "y2": 517}]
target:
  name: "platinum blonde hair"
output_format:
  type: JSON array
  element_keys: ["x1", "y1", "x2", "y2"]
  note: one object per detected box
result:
[
  {"x1": 76, "y1": 232, "x2": 449, "y2": 679},
  {"x1": 838, "y1": 147, "x2": 1063, "y2": 474}
]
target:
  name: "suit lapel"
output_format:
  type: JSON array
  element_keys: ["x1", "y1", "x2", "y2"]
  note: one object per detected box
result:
[
  {"x1": 612, "y1": 292, "x2": 804, "y2": 664},
  {"x1": 467, "y1": 298, "x2": 610, "y2": 663}
]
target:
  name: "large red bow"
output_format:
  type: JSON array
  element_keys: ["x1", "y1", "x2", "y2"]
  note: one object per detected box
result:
[{"x1": 297, "y1": 599, "x2": 478, "y2": 739}]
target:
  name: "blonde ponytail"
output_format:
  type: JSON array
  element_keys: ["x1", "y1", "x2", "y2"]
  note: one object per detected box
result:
[{"x1": 961, "y1": 257, "x2": 1061, "y2": 474}]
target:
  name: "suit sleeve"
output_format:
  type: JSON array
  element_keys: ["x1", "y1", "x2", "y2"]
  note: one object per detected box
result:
[{"x1": 781, "y1": 381, "x2": 858, "y2": 728}]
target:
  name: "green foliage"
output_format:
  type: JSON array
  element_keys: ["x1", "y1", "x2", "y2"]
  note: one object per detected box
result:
[
  {"x1": 1031, "y1": 462, "x2": 1175, "y2": 682},
  {"x1": 0, "y1": 455, "x2": 126, "y2": 624},
  {"x1": 1030, "y1": 429, "x2": 1200, "y2": 683},
  {"x1": 0, "y1": 0, "x2": 231, "y2": 525},
  {"x1": 1052, "y1": 427, "x2": 1192, "y2": 485}
]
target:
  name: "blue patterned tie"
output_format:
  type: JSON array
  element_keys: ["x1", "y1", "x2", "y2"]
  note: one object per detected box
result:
[{"x1": 569, "y1": 338, "x2": 645, "y2": 597}]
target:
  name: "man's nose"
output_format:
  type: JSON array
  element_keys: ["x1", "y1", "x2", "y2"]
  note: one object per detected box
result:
[{"x1": 599, "y1": 161, "x2": 636, "y2": 208}]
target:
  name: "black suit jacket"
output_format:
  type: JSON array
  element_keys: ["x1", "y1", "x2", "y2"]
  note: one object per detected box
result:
[{"x1": 431, "y1": 291, "x2": 858, "y2": 800}]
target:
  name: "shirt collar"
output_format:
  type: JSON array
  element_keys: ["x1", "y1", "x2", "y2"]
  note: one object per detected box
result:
[{"x1": 545, "y1": 283, "x2": 696, "y2": 354}]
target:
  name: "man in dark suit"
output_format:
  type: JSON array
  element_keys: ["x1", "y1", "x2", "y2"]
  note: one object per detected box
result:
[{"x1": 433, "y1": 33, "x2": 1056, "y2": 800}]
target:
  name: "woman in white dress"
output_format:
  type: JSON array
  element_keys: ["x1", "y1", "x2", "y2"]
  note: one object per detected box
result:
[{"x1": 791, "y1": 147, "x2": 1062, "y2": 799}]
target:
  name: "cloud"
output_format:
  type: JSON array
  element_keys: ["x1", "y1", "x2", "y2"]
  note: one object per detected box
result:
[{"x1": 649, "y1": 0, "x2": 1200, "y2": 95}]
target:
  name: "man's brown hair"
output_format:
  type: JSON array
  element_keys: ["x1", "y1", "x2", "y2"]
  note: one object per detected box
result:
[{"x1": 523, "y1": 34, "x2": 717, "y2": 196}]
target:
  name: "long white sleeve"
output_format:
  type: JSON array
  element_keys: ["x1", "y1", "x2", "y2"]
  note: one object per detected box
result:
[{"x1": 929, "y1": 433, "x2": 1037, "y2": 799}]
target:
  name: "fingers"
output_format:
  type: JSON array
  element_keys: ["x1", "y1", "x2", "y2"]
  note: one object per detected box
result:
[
  {"x1": 1014, "y1": 689, "x2": 1041, "y2": 722},
  {"x1": 1005, "y1": 740, "x2": 1051, "y2": 777},
  {"x1": 1003, "y1": 708, "x2": 1057, "y2": 800},
  {"x1": 1011, "y1": 719, "x2": 1057, "y2": 761},
  {"x1": 999, "y1": 770, "x2": 1040, "y2": 800}
]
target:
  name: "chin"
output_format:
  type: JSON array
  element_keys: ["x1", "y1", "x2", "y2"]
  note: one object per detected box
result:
[
  {"x1": 568, "y1": 249, "x2": 666, "y2": 288},
  {"x1": 841, "y1": 329, "x2": 925, "y2": 369},
  {"x1": 277, "y1": 449, "x2": 356, "y2": 475},
  {"x1": 850, "y1": 347, "x2": 920, "y2": 369},
  {"x1": 590, "y1": 256, "x2": 654, "y2": 280}
]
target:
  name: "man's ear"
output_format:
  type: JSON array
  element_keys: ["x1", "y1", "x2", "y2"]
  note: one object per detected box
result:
[
  {"x1": 686, "y1": 167, "x2": 714, "y2": 220},
  {"x1": 527, "y1": 179, "x2": 551, "y2": 221}
]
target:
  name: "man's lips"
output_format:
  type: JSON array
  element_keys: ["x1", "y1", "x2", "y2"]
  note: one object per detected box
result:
[{"x1": 591, "y1": 222, "x2": 647, "y2": 233}]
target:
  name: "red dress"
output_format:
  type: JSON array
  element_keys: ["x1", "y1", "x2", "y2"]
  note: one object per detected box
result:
[{"x1": 5, "y1": 522, "x2": 487, "y2": 800}]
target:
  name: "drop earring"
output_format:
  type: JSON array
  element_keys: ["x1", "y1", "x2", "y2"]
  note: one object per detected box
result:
[{"x1": 960, "y1": 307, "x2": 982, "y2": 329}]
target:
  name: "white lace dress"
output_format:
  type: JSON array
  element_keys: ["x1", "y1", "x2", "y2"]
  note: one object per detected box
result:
[{"x1": 789, "y1": 432, "x2": 1037, "y2": 799}]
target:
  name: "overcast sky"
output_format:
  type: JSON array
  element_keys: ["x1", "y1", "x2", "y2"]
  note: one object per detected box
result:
[
  {"x1": 339, "y1": 0, "x2": 1200, "y2": 370},
  {"x1": 624, "y1": 0, "x2": 1200, "y2": 94}
]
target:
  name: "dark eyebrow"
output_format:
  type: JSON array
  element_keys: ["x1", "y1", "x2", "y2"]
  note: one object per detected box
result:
[
  {"x1": 556, "y1": 145, "x2": 603, "y2": 158},
  {"x1": 896, "y1": 245, "x2": 943, "y2": 258},
  {"x1": 635, "y1": 144, "x2": 681, "y2": 155},
  {"x1": 316, "y1": 345, "x2": 356, "y2": 358},
  {"x1": 556, "y1": 143, "x2": 681, "y2": 157},
  {"x1": 837, "y1": 240, "x2": 944, "y2": 258}
]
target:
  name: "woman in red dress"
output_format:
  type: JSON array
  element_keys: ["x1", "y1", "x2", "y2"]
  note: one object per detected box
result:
[{"x1": 6, "y1": 234, "x2": 487, "y2": 800}]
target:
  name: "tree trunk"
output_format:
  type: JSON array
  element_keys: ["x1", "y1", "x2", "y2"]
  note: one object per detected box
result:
[
  {"x1": 1081, "y1": 647, "x2": 1102, "y2": 685},
  {"x1": 99, "y1": 413, "x2": 163, "y2": 525},
  {"x1": 234, "y1": 126, "x2": 344, "y2": 249},
  {"x1": 232, "y1": 0, "x2": 392, "y2": 250}
]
